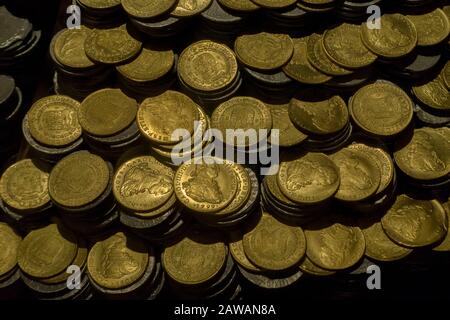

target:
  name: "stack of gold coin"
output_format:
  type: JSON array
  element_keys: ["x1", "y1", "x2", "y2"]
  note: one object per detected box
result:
[
  {"x1": 0, "y1": 222, "x2": 23, "y2": 299},
  {"x1": 335, "y1": 0, "x2": 375, "y2": 22},
  {"x1": 22, "y1": 95, "x2": 84, "y2": 162},
  {"x1": 75, "y1": 0, "x2": 123, "y2": 27},
  {"x1": 87, "y1": 231, "x2": 163, "y2": 299},
  {"x1": 17, "y1": 222, "x2": 91, "y2": 300}
]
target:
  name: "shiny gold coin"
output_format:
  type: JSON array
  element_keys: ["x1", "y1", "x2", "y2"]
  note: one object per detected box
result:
[
  {"x1": 299, "y1": 256, "x2": 336, "y2": 276},
  {"x1": 174, "y1": 157, "x2": 238, "y2": 213},
  {"x1": 435, "y1": 127, "x2": 450, "y2": 145},
  {"x1": 443, "y1": 61, "x2": 450, "y2": 90},
  {"x1": 113, "y1": 156, "x2": 174, "y2": 212},
  {"x1": 407, "y1": 9, "x2": 450, "y2": 47},
  {"x1": 277, "y1": 153, "x2": 340, "y2": 204},
  {"x1": 361, "y1": 14, "x2": 418, "y2": 58},
  {"x1": 394, "y1": 128, "x2": 450, "y2": 181},
  {"x1": 79, "y1": 88, "x2": 137, "y2": 137},
  {"x1": 171, "y1": 0, "x2": 212, "y2": 17},
  {"x1": 322, "y1": 23, "x2": 377, "y2": 69},
  {"x1": 265, "y1": 174, "x2": 297, "y2": 206},
  {"x1": 331, "y1": 148, "x2": 381, "y2": 202},
  {"x1": 18, "y1": 224, "x2": 78, "y2": 278},
  {"x1": 211, "y1": 96, "x2": 272, "y2": 148},
  {"x1": 306, "y1": 33, "x2": 353, "y2": 76},
  {"x1": 282, "y1": 37, "x2": 332, "y2": 85},
  {"x1": 267, "y1": 103, "x2": 308, "y2": 147},
  {"x1": 84, "y1": 24, "x2": 141, "y2": 64},
  {"x1": 412, "y1": 73, "x2": 450, "y2": 111},
  {"x1": 49, "y1": 151, "x2": 110, "y2": 208},
  {"x1": 250, "y1": 0, "x2": 296, "y2": 8},
  {"x1": 382, "y1": 195, "x2": 447, "y2": 248},
  {"x1": 78, "y1": 0, "x2": 120, "y2": 9},
  {"x1": 0, "y1": 223, "x2": 21, "y2": 277},
  {"x1": 178, "y1": 40, "x2": 238, "y2": 92},
  {"x1": 116, "y1": 44, "x2": 174, "y2": 82},
  {"x1": 243, "y1": 213, "x2": 306, "y2": 271},
  {"x1": 433, "y1": 201, "x2": 450, "y2": 252},
  {"x1": 218, "y1": 0, "x2": 260, "y2": 11},
  {"x1": 349, "y1": 82, "x2": 413, "y2": 137},
  {"x1": 133, "y1": 193, "x2": 177, "y2": 219},
  {"x1": 289, "y1": 93, "x2": 348, "y2": 136},
  {"x1": 305, "y1": 215, "x2": 365, "y2": 271},
  {"x1": 162, "y1": 232, "x2": 227, "y2": 285},
  {"x1": 0, "y1": 159, "x2": 51, "y2": 211},
  {"x1": 87, "y1": 232, "x2": 148, "y2": 289},
  {"x1": 121, "y1": 0, "x2": 177, "y2": 18},
  {"x1": 229, "y1": 232, "x2": 261, "y2": 272},
  {"x1": 137, "y1": 90, "x2": 200, "y2": 145},
  {"x1": 53, "y1": 26, "x2": 95, "y2": 69},
  {"x1": 235, "y1": 32, "x2": 294, "y2": 71}
]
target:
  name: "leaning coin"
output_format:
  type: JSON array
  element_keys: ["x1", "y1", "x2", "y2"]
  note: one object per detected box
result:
[
  {"x1": 267, "y1": 103, "x2": 308, "y2": 147},
  {"x1": 412, "y1": 74, "x2": 450, "y2": 111},
  {"x1": 171, "y1": 0, "x2": 212, "y2": 17},
  {"x1": 407, "y1": 9, "x2": 450, "y2": 47},
  {"x1": 0, "y1": 223, "x2": 21, "y2": 278}
]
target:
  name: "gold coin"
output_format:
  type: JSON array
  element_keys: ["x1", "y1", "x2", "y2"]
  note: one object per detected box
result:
[
  {"x1": 331, "y1": 148, "x2": 381, "y2": 202},
  {"x1": 178, "y1": 40, "x2": 238, "y2": 92},
  {"x1": 267, "y1": 103, "x2": 308, "y2": 147},
  {"x1": 0, "y1": 223, "x2": 21, "y2": 277},
  {"x1": 277, "y1": 153, "x2": 340, "y2": 204},
  {"x1": 52, "y1": 26, "x2": 95, "y2": 69},
  {"x1": 113, "y1": 156, "x2": 174, "y2": 212},
  {"x1": 412, "y1": 73, "x2": 450, "y2": 111},
  {"x1": 27, "y1": 95, "x2": 82, "y2": 147},
  {"x1": 407, "y1": 9, "x2": 450, "y2": 46},
  {"x1": 18, "y1": 224, "x2": 78, "y2": 278},
  {"x1": 243, "y1": 213, "x2": 306, "y2": 271},
  {"x1": 217, "y1": 0, "x2": 260, "y2": 11},
  {"x1": 174, "y1": 157, "x2": 238, "y2": 213},
  {"x1": 264, "y1": 174, "x2": 297, "y2": 206},
  {"x1": 306, "y1": 33, "x2": 353, "y2": 76},
  {"x1": 229, "y1": 233, "x2": 261, "y2": 272},
  {"x1": 394, "y1": 128, "x2": 450, "y2": 181},
  {"x1": 305, "y1": 215, "x2": 365, "y2": 271},
  {"x1": 87, "y1": 232, "x2": 149, "y2": 289},
  {"x1": 0, "y1": 159, "x2": 51, "y2": 211},
  {"x1": 382, "y1": 195, "x2": 447, "y2": 248},
  {"x1": 361, "y1": 14, "x2": 418, "y2": 59},
  {"x1": 435, "y1": 127, "x2": 450, "y2": 145},
  {"x1": 282, "y1": 37, "x2": 332, "y2": 85},
  {"x1": 137, "y1": 90, "x2": 200, "y2": 145},
  {"x1": 162, "y1": 231, "x2": 227, "y2": 285},
  {"x1": 235, "y1": 32, "x2": 294, "y2": 71},
  {"x1": 49, "y1": 151, "x2": 110, "y2": 208},
  {"x1": 250, "y1": 0, "x2": 296, "y2": 8},
  {"x1": 79, "y1": 89, "x2": 137, "y2": 137},
  {"x1": 211, "y1": 96, "x2": 272, "y2": 148},
  {"x1": 299, "y1": 256, "x2": 335, "y2": 276},
  {"x1": 443, "y1": 61, "x2": 450, "y2": 90},
  {"x1": 116, "y1": 44, "x2": 174, "y2": 82},
  {"x1": 360, "y1": 217, "x2": 412, "y2": 262},
  {"x1": 433, "y1": 201, "x2": 450, "y2": 252},
  {"x1": 78, "y1": 0, "x2": 120, "y2": 9},
  {"x1": 171, "y1": 0, "x2": 212, "y2": 17},
  {"x1": 133, "y1": 193, "x2": 177, "y2": 219},
  {"x1": 323, "y1": 23, "x2": 377, "y2": 69},
  {"x1": 84, "y1": 24, "x2": 142, "y2": 64},
  {"x1": 289, "y1": 93, "x2": 348, "y2": 136},
  {"x1": 121, "y1": 0, "x2": 177, "y2": 18},
  {"x1": 349, "y1": 82, "x2": 413, "y2": 137}
]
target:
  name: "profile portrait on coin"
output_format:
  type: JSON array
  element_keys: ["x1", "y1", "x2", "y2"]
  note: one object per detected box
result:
[
  {"x1": 318, "y1": 225, "x2": 357, "y2": 265},
  {"x1": 182, "y1": 163, "x2": 224, "y2": 204},
  {"x1": 285, "y1": 159, "x2": 338, "y2": 193},
  {"x1": 405, "y1": 132, "x2": 446, "y2": 173},
  {"x1": 101, "y1": 235, "x2": 141, "y2": 279},
  {"x1": 192, "y1": 50, "x2": 228, "y2": 83},
  {"x1": 338, "y1": 154, "x2": 374, "y2": 191},
  {"x1": 120, "y1": 163, "x2": 173, "y2": 198}
]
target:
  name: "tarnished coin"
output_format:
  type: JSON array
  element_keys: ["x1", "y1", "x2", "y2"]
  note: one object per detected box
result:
[
  {"x1": 250, "y1": 0, "x2": 296, "y2": 8},
  {"x1": 27, "y1": 95, "x2": 82, "y2": 147},
  {"x1": 299, "y1": 256, "x2": 336, "y2": 276},
  {"x1": 162, "y1": 231, "x2": 227, "y2": 285},
  {"x1": 283, "y1": 37, "x2": 332, "y2": 85},
  {"x1": 78, "y1": 0, "x2": 120, "y2": 9},
  {"x1": 267, "y1": 103, "x2": 308, "y2": 147},
  {"x1": 235, "y1": 32, "x2": 294, "y2": 71},
  {"x1": 79, "y1": 89, "x2": 138, "y2": 137},
  {"x1": 88, "y1": 232, "x2": 149, "y2": 289},
  {"x1": 349, "y1": 82, "x2": 413, "y2": 137},
  {"x1": 178, "y1": 40, "x2": 238, "y2": 92},
  {"x1": 277, "y1": 153, "x2": 340, "y2": 204},
  {"x1": 229, "y1": 233, "x2": 260, "y2": 272},
  {"x1": 18, "y1": 224, "x2": 78, "y2": 278},
  {"x1": 434, "y1": 201, "x2": 450, "y2": 252},
  {"x1": 121, "y1": 0, "x2": 177, "y2": 18},
  {"x1": 84, "y1": 24, "x2": 141, "y2": 64},
  {"x1": 171, "y1": 0, "x2": 212, "y2": 17},
  {"x1": 0, "y1": 159, "x2": 51, "y2": 211},
  {"x1": 412, "y1": 74, "x2": 450, "y2": 111},
  {"x1": 382, "y1": 195, "x2": 447, "y2": 248},
  {"x1": 0, "y1": 223, "x2": 21, "y2": 277},
  {"x1": 0, "y1": 7, "x2": 32, "y2": 50},
  {"x1": 407, "y1": 9, "x2": 450, "y2": 47},
  {"x1": 361, "y1": 14, "x2": 418, "y2": 58},
  {"x1": 443, "y1": 61, "x2": 450, "y2": 90},
  {"x1": 322, "y1": 23, "x2": 377, "y2": 69},
  {"x1": 394, "y1": 128, "x2": 450, "y2": 181},
  {"x1": 289, "y1": 93, "x2": 349, "y2": 135},
  {"x1": 137, "y1": 90, "x2": 200, "y2": 145},
  {"x1": 217, "y1": 0, "x2": 260, "y2": 11},
  {"x1": 243, "y1": 213, "x2": 306, "y2": 271},
  {"x1": 305, "y1": 215, "x2": 365, "y2": 271},
  {"x1": 174, "y1": 157, "x2": 238, "y2": 213},
  {"x1": 113, "y1": 156, "x2": 174, "y2": 212},
  {"x1": 331, "y1": 148, "x2": 381, "y2": 202},
  {"x1": 52, "y1": 26, "x2": 95, "y2": 69},
  {"x1": 49, "y1": 152, "x2": 110, "y2": 208}
]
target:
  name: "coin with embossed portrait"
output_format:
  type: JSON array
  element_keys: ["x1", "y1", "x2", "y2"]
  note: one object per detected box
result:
[
  {"x1": 52, "y1": 26, "x2": 95, "y2": 69},
  {"x1": 267, "y1": 103, "x2": 308, "y2": 147},
  {"x1": 171, "y1": 0, "x2": 212, "y2": 17}
]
